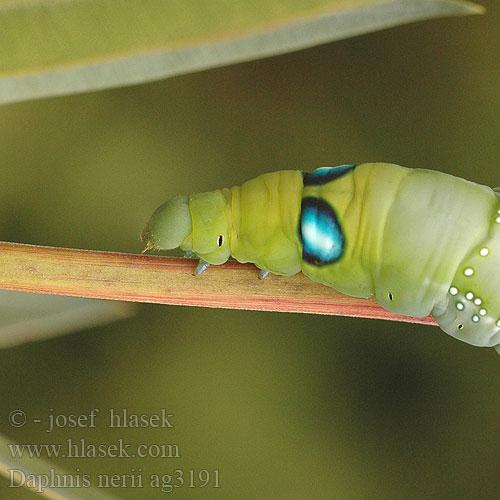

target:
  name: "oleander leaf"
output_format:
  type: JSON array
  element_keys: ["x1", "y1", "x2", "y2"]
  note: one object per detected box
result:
[
  {"x1": 0, "y1": 290, "x2": 133, "y2": 349},
  {"x1": 0, "y1": 0, "x2": 483, "y2": 105},
  {"x1": 0, "y1": 434, "x2": 118, "y2": 499}
]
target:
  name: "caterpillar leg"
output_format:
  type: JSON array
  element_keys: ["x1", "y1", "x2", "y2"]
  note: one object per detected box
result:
[
  {"x1": 194, "y1": 259, "x2": 210, "y2": 276},
  {"x1": 185, "y1": 251, "x2": 197, "y2": 259},
  {"x1": 259, "y1": 270, "x2": 270, "y2": 280}
]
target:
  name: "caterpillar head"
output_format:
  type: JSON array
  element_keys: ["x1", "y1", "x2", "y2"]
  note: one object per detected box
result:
[
  {"x1": 141, "y1": 190, "x2": 231, "y2": 265},
  {"x1": 141, "y1": 195, "x2": 192, "y2": 252}
]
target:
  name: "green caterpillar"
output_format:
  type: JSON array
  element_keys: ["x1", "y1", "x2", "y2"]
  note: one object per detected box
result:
[{"x1": 141, "y1": 163, "x2": 500, "y2": 353}]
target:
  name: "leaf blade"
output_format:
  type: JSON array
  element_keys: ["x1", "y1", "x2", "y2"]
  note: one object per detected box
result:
[
  {"x1": 0, "y1": 434, "x2": 118, "y2": 499},
  {"x1": 0, "y1": 0, "x2": 484, "y2": 105},
  {"x1": 0, "y1": 290, "x2": 134, "y2": 349}
]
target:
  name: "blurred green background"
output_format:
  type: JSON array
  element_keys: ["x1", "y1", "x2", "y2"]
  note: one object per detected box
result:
[{"x1": 1, "y1": 1, "x2": 499, "y2": 498}]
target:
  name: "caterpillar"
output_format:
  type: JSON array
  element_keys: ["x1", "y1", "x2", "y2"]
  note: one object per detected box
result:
[{"x1": 141, "y1": 163, "x2": 500, "y2": 353}]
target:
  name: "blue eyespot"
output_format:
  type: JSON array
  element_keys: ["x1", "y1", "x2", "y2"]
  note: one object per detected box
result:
[
  {"x1": 303, "y1": 165, "x2": 356, "y2": 186},
  {"x1": 299, "y1": 197, "x2": 345, "y2": 265}
]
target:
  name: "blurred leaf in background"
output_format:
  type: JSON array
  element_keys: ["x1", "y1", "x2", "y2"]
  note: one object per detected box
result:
[
  {"x1": 0, "y1": 291, "x2": 133, "y2": 349},
  {"x1": 0, "y1": 431, "x2": 119, "y2": 499},
  {"x1": 0, "y1": 0, "x2": 483, "y2": 104}
]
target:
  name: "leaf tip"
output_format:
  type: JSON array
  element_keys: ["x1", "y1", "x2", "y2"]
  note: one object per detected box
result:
[{"x1": 454, "y1": 0, "x2": 486, "y2": 15}]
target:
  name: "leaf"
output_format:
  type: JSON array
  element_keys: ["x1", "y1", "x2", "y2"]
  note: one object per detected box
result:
[
  {"x1": 0, "y1": 290, "x2": 134, "y2": 349},
  {"x1": 0, "y1": 0, "x2": 483, "y2": 105},
  {"x1": 0, "y1": 434, "x2": 118, "y2": 499}
]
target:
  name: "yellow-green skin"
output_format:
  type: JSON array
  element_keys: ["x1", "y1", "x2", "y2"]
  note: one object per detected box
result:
[{"x1": 142, "y1": 163, "x2": 500, "y2": 349}]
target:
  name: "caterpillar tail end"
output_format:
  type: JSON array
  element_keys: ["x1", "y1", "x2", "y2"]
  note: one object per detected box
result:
[{"x1": 494, "y1": 345, "x2": 500, "y2": 357}]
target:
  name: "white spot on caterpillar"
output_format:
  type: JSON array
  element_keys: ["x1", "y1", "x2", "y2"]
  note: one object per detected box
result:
[
  {"x1": 479, "y1": 247, "x2": 489, "y2": 256},
  {"x1": 479, "y1": 308, "x2": 487, "y2": 316},
  {"x1": 449, "y1": 286, "x2": 458, "y2": 296},
  {"x1": 472, "y1": 315, "x2": 480, "y2": 323},
  {"x1": 474, "y1": 297, "x2": 482, "y2": 306},
  {"x1": 456, "y1": 302, "x2": 464, "y2": 311},
  {"x1": 497, "y1": 319, "x2": 500, "y2": 327},
  {"x1": 464, "y1": 268, "x2": 474, "y2": 276},
  {"x1": 497, "y1": 209, "x2": 500, "y2": 215},
  {"x1": 496, "y1": 216, "x2": 500, "y2": 224},
  {"x1": 465, "y1": 292, "x2": 474, "y2": 300}
]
